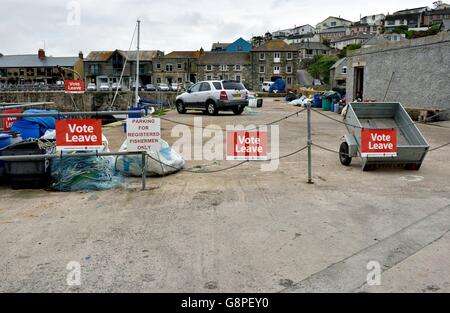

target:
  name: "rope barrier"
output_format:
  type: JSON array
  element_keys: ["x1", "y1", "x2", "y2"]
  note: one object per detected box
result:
[
  {"x1": 160, "y1": 108, "x2": 307, "y2": 132},
  {"x1": 143, "y1": 145, "x2": 309, "y2": 174}
]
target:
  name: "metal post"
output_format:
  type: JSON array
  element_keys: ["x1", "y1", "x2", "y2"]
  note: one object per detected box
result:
[
  {"x1": 135, "y1": 20, "x2": 141, "y2": 108},
  {"x1": 0, "y1": 102, "x2": 55, "y2": 110},
  {"x1": 141, "y1": 151, "x2": 146, "y2": 191},
  {"x1": 0, "y1": 110, "x2": 147, "y2": 119},
  {"x1": 307, "y1": 102, "x2": 314, "y2": 184}
]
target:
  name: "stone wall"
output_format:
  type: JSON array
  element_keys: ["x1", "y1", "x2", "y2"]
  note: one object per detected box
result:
[
  {"x1": 346, "y1": 32, "x2": 450, "y2": 110},
  {"x1": 0, "y1": 91, "x2": 179, "y2": 111}
]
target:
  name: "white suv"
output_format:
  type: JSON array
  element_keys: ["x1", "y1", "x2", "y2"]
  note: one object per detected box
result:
[{"x1": 175, "y1": 80, "x2": 249, "y2": 115}]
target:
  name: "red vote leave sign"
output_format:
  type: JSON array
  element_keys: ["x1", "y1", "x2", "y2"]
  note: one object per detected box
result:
[
  {"x1": 64, "y1": 80, "x2": 85, "y2": 94},
  {"x1": 227, "y1": 131, "x2": 268, "y2": 161},
  {"x1": 2, "y1": 109, "x2": 22, "y2": 131},
  {"x1": 361, "y1": 128, "x2": 397, "y2": 158},
  {"x1": 56, "y1": 119, "x2": 103, "y2": 151}
]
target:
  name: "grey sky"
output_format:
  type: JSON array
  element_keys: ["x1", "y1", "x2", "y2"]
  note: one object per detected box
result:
[{"x1": 0, "y1": 0, "x2": 432, "y2": 56}]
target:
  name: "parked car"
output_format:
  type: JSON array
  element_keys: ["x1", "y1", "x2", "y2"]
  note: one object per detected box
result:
[
  {"x1": 111, "y1": 82, "x2": 122, "y2": 91},
  {"x1": 157, "y1": 83, "x2": 170, "y2": 91},
  {"x1": 313, "y1": 79, "x2": 323, "y2": 86},
  {"x1": 262, "y1": 81, "x2": 274, "y2": 92},
  {"x1": 131, "y1": 82, "x2": 142, "y2": 90},
  {"x1": 175, "y1": 80, "x2": 249, "y2": 116},
  {"x1": 99, "y1": 83, "x2": 110, "y2": 91},
  {"x1": 145, "y1": 84, "x2": 156, "y2": 91},
  {"x1": 170, "y1": 83, "x2": 180, "y2": 91},
  {"x1": 86, "y1": 83, "x2": 97, "y2": 91}
]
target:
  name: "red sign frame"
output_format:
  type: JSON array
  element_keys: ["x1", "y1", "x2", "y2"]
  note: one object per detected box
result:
[
  {"x1": 64, "y1": 80, "x2": 85, "y2": 94},
  {"x1": 56, "y1": 119, "x2": 103, "y2": 151},
  {"x1": 226, "y1": 131, "x2": 268, "y2": 161},
  {"x1": 361, "y1": 128, "x2": 397, "y2": 158},
  {"x1": 2, "y1": 109, "x2": 22, "y2": 131}
]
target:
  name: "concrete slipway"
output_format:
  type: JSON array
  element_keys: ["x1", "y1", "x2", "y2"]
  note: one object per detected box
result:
[{"x1": 0, "y1": 99, "x2": 449, "y2": 293}]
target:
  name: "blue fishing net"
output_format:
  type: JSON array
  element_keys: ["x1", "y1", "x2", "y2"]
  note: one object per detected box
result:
[{"x1": 50, "y1": 153, "x2": 123, "y2": 192}]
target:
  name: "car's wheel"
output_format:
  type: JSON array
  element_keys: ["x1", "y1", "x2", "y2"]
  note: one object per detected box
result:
[
  {"x1": 206, "y1": 101, "x2": 218, "y2": 116},
  {"x1": 339, "y1": 142, "x2": 352, "y2": 166},
  {"x1": 232, "y1": 107, "x2": 245, "y2": 115},
  {"x1": 176, "y1": 100, "x2": 187, "y2": 114}
]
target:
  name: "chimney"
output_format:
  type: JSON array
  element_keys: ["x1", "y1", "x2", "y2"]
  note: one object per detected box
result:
[
  {"x1": 38, "y1": 49, "x2": 46, "y2": 60},
  {"x1": 78, "y1": 51, "x2": 84, "y2": 59}
]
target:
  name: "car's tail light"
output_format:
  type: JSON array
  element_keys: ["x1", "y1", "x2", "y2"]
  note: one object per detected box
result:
[{"x1": 220, "y1": 91, "x2": 228, "y2": 100}]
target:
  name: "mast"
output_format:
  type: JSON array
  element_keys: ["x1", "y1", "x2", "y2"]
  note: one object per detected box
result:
[{"x1": 135, "y1": 19, "x2": 141, "y2": 107}]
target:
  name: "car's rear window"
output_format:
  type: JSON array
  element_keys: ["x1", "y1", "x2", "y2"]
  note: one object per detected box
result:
[
  {"x1": 222, "y1": 81, "x2": 245, "y2": 90},
  {"x1": 212, "y1": 82, "x2": 222, "y2": 90}
]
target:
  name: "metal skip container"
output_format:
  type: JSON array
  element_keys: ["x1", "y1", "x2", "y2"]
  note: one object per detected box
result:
[{"x1": 339, "y1": 102, "x2": 430, "y2": 171}]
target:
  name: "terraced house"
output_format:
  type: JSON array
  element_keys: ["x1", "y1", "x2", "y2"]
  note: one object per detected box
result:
[
  {"x1": 0, "y1": 49, "x2": 84, "y2": 84},
  {"x1": 197, "y1": 52, "x2": 251, "y2": 88},
  {"x1": 152, "y1": 50, "x2": 204, "y2": 86},
  {"x1": 83, "y1": 49, "x2": 163, "y2": 88},
  {"x1": 251, "y1": 40, "x2": 298, "y2": 90}
]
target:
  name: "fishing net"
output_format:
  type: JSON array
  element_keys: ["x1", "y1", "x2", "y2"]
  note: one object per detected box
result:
[{"x1": 50, "y1": 153, "x2": 123, "y2": 192}]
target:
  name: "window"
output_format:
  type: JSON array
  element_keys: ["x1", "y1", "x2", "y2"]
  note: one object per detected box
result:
[
  {"x1": 274, "y1": 52, "x2": 281, "y2": 58},
  {"x1": 89, "y1": 64, "x2": 99, "y2": 76},
  {"x1": 259, "y1": 77, "x2": 264, "y2": 83},
  {"x1": 206, "y1": 65, "x2": 212, "y2": 71},
  {"x1": 287, "y1": 52, "x2": 293, "y2": 60},
  {"x1": 235, "y1": 75, "x2": 241, "y2": 82},
  {"x1": 259, "y1": 53, "x2": 265, "y2": 60},
  {"x1": 206, "y1": 75, "x2": 213, "y2": 81},
  {"x1": 157, "y1": 77, "x2": 161, "y2": 83},
  {"x1": 235, "y1": 65, "x2": 241, "y2": 71},
  {"x1": 222, "y1": 81, "x2": 245, "y2": 90},
  {"x1": 190, "y1": 83, "x2": 201, "y2": 93},
  {"x1": 200, "y1": 82, "x2": 211, "y2": 92},
  {"x1": 342, "y1": 66, "x2": 347, "y2": 74},
  {"x1": 286, "y1": 66, "x2": 292, "y2": 73},
  {"x1": 177, "y1": 63, "x2": 182, "y2": 70},
  {"x1": 274, "y1": 66, "x2": 280, "y2": 73},
  {"x1": 331, "y1": 21, "x2": 337, "y2": 26},
  {"x1": 166, "y1": 64, "x2": 173, "y2": 72},
  {"x1": 306, "y1": 49, "x2": 313, "y2": 55},
  {"x1": 19, "y1": 69, "x2": 25, "y2": 76},
  {"x1": 213, "y1": 82, "x2": 222, "y2": 90},
  {"x1": 287, "y1": 77, "x2": 293, "y2": 84},
  {"x1": 220, "y1": 65, "x2": 228, "y2": 71},
  {"x1": 259, "y1": 66, "x2": 265, "y2": 73},
  {"x1": 177, "y1": 77, "x2": 183, "y2": 83},
  {"x1": 156, "y1": 63, "x2": 161, "y2": 69}
]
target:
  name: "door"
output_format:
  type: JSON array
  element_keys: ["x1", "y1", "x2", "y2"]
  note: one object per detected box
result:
[
  {"x1": 196, "y1": 82, "x2": 212, "y2": 108},
  {"x1": 354, "y1": 67, "x2": 364, "y2": 101},
  {"x1": 185, "y1": 82, "x2": 201, "y2": 107}
]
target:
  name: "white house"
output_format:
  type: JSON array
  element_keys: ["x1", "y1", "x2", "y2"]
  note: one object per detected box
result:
[
  {"x1": 360, "y1": 14, "x2": 386, "y2": 26},
  {"x1": 285, "y1": 33, "x2": 321, "y2": 44},
  {"x1": 316, "y1": 16, "x2": 352, "y2": 32},
  {"x1": 272, "y1": 28, "x2": 294, "y2": 38},
  {"x1": 291, "y1": 24, "x2": 316, "y2": 35}
]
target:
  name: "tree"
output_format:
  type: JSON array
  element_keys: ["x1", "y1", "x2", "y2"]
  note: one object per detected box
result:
[
  {"x1": 308, "y1": 55, "x2": 338, "y2": 84},
  {"x1": 338, "y1": 43, "x2": 362, "y2": 59},
  {"x1": 251, "y1": 36, "x2": 264, "y2": 47},
  {"x1": 264, "y1": 32, "x2": 273, "y2": 41}
]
